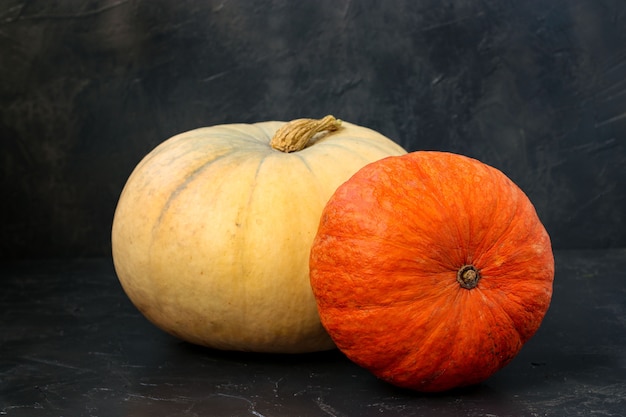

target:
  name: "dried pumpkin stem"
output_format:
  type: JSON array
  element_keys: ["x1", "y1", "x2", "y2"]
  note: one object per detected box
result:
[
  {"x1": 270, "y1": 115, "x2": 342, "y2": 153},
  {"x1": 457, "y1": 265, "x2": 481, "y2": 290}
]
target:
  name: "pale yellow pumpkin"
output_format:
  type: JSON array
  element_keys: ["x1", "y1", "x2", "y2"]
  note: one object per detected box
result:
[{"x1": 111, "y1": 116, "x2": 406, "y2": 353}]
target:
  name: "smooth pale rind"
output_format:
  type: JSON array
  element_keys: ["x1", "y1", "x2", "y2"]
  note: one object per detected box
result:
[
  {"x1": 309, "y1": 151, "x2": 554, "y2": 389},
  {"x1": 111, "y1": 121, "x2": 406, "y2": 353}
]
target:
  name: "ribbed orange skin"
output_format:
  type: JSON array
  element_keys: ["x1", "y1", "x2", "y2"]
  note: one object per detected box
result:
[{"x1": 309, "y1": 151, "x2": 554, "y2": 392}]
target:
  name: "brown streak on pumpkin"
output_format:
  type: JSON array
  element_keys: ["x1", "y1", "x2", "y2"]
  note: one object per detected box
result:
[{"x1": 152, "y1": 152, "x2": 231, "y2": 232}]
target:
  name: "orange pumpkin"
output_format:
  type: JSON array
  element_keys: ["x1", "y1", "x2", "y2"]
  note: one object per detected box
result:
[{"x1": 309, "y1": 151, "x2": 554, "y2": 392}]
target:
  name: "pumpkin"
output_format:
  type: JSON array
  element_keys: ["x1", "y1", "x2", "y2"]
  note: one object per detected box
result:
[
  {"x1": 111, "y1": 115, "x2": 406, "y2": 353},
  {"x1": 309, "y1": 151, "x2": 554, "y2": 391}
]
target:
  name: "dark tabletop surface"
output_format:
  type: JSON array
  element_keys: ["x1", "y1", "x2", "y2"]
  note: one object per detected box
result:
[{"x1": 1, "y1": 249, "x2": 625, "y2": 417}]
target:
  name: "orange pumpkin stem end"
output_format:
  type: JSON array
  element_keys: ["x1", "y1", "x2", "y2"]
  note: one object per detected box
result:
[{"x1": 457, "y1": 265, "x2": 481, "y2": 289}]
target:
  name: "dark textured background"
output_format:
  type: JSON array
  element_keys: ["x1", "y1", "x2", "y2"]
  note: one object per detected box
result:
[{"x1": 1, "y1": 0, "x2": 625, "y2": 259}]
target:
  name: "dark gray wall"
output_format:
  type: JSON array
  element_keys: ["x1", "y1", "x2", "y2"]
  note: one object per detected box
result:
[{"x1": 1, "y1": 0, "x2": 625, "y2": 259}]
